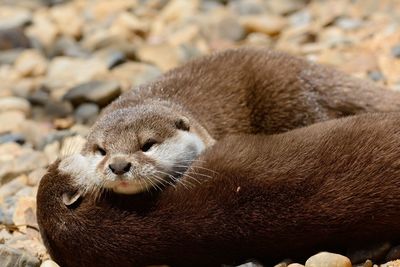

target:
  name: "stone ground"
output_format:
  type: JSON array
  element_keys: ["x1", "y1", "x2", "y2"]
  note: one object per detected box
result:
[{"x1": 1, "y1": 0, "x2": 400, "y2": 266}]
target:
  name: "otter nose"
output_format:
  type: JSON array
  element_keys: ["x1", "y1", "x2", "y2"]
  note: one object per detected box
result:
[{"x1": 109, "y1": 162, "x2": 131, "y2": 175}]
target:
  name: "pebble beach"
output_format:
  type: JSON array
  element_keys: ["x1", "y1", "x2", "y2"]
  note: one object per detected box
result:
[{"x1": 1, "y1": 0, "x2": 400, "y2": 266}]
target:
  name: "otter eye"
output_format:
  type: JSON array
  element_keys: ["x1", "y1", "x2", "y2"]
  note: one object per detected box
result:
[
  {"x1": 141, "y1": 139, "x2": 157, "y2": 152},
  {"x1": 97, "y1": 146, "x2": 106, "y2": 156}
]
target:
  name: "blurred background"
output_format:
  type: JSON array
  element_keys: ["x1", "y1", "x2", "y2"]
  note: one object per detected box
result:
[{"x1": 0, "y1": 0, "x2": 400, "y2": 265}]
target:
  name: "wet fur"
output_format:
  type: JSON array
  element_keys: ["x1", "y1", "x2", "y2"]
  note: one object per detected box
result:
[{"x1": 37, "y1": 113, "x2": 400, "y2": 267}]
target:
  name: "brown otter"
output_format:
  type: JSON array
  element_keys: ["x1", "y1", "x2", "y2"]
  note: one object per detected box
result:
[
  {"x1": 79, "y1": 48, "x2": 400, "y2": 194},
  {"x1": 37, "y1": 113, "x2": 400, "y2": 267}
]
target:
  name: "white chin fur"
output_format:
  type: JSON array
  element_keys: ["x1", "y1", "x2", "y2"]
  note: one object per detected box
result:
[
  {"x1": 145, "y1": 130, "x2": 206, "y2": 173},
  {"x1": 58, "y1": 153, "x2": 102, "y2": 193}
]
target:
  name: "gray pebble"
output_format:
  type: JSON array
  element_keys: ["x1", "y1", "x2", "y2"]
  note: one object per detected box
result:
[
  {"x1": 0, "y1": 133, "x2": 25, "y2": 145},
  {"x1": 391, "y1": 44, "x2": 400, "y2": 58},
  {"x1": 63, "y1": 80, "x2": 121, "y2": 107},
  {"x1": 368, "y1": 70, "x2": 385, "y2": 82},
  {"x1": 74, "y1": 103, "x2": 99, "y2": 125}
]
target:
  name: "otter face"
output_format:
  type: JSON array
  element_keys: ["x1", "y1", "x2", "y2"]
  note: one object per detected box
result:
[{"x1": 74, "y1": 106, "x2": 206, "y2": 194}]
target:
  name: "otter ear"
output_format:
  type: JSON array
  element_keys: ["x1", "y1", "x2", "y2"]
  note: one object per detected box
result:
[{"x1": 175, "y1": 117, "x2": 190, "y2": 131}]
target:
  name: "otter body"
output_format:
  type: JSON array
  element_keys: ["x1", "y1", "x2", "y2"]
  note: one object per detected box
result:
[
  {"x1": 80, "y1": 48, "x2": 400, "y2": 194},
  {"x1": 38, "y1": 113, "x2": 400, "y2": 267}
]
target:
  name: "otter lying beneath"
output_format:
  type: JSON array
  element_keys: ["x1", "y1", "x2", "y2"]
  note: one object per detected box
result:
[
  {"x1": 79, "y1": 48, "x2": 400, "y2": 194},
  {"x1": 37, "y1": 113, "x2": 400, "y2": 267}
]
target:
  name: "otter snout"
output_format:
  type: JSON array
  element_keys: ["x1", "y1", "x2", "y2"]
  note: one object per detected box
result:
[{"x1": 109, "y1": 159, "x2": 132, "y2": 175}]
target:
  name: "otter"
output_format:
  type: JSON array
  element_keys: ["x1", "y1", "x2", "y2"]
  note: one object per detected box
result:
[
  {"x1": 37, "y1": 113, "x2": 400, "y2": 267},
  {"x1": 78, "y1": 48, "x2": 400, "y2": 194}
]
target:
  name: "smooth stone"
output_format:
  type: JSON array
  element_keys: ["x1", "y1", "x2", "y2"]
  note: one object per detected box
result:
[
  {"x1": 63, "y1": 80, "x2": 121, "y2": 107},
  {"x1": 368, "y1": 70, "x2": 385, "y2": 82},
  {"x1": 305, "y1": 252, "x2": 351, "y2": 267},
  {"x1": 50, "y1": 36, "x2": 89, "y2": 58},
  {"x1": 391, "y1": 44, "x2": 400, "y2": 58},
  {"x1": 136, "y1": 44, "x2": 186, "y2": 71},
  {"x1": 14, "y1": 49, "x2": 48, "y2": 77},
  {"x1": 49, "y1": 4, "x2": 83, "y2": 39},
  {"x1": 27, "y1": 167, "x2": 47, "y2": 186},
  {"x1": 94, "y1": 49, "x2": 126, "y2": 69},
  {"x1": 0, "y1": 111, "x2": 26, "y2": 134},
  {"x1": 288, "y1": 264, "x2": 305, "y2": 267},
  {"x1": 27, "y1": 90, "x2": 49, "y2": 106},
  {"x1": 0, "y1": 49, "x2": 24, "y2": 65},
  {"x1": 335, "y1": 17, "x2": 363, "y2": 30},
  {"x1": 216, "y1": 15, "x2": 246, "y2": 42},
  {"x1": 228, "y1": 0, "x2": 266, "y2": 15},
  {"x1": 43, "y1": 141, "x2": 60, "y2": 164},
  {"x1": 110, "y1": 62, "x2": 161, "y2": 91},
  {"x1": 240, "y1": 15, "x2": 287, "y2": 36},
  {"x1": 266, "y1": 0, "x2": 306, "y2": 15},
  {"x1": 381, "y1": 260, "x2": 400, "y2": 267},
  {"x1": 74, "y1": 103, "x2": 99, "y2": 124},
  {"x1": 44, "y1": 101, "x2": 73, "y2": 118},
  {"x1": 0, "y1": 244, "x2": 40, "y2": 267},
  {"x1": 0, "y1": 97, "x2": 31, "y2": 115},
  {"x1": 44, "y1": 57, "x2": 108, "y2": 90},
  {"x1": 0, "y1": 27, "x2": 30, "y2": 50},
  {"x1": 347, "y1": 242, "x2": 391, "y2": 263},
  {"x1": 12, "y1": 196, "x2": 36, "y2": 226},
  {"x1": 26, "y1": 11, "x2": 59, "y2": 49},
  {"x1": 386, "y1": 245, "x2": 400, "y2": 262},
  {"x1": 40, "y1": 260, "x2": 60, "y2": 267},
  {"x1": 38, "y1": 130, "x2": 75, "y2": 150},
  {"x1": 0, "y1": 7, "x2": 32, "y2": 30},
  {"x1": 0, "y1": 133, "x2": 25, "y2": 145}
]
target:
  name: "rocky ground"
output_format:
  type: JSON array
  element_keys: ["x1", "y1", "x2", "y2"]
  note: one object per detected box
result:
[{"x1": 1, "y1": 0, "x2": 400, "y2": 266}]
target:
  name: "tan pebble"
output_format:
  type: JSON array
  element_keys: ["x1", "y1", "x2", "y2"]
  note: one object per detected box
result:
[
  {"x1": 50, "y1": 4, "x2": 83, "y2": 38},
  {"x1": 26, "y1": 10, "x2": 59, "y2": 48},
  {"x1": 12, "y1": 196, "x2": 36, "y2": 226},
  {"x1": 240, "y1": 15, "x2": 287, "y2": 36},
  {"x1": 0, "y1": 97, "x2": 31, "y2": 116},
  {"x1": 288, "y1": 264, "x2": 305, "y2": 267},
  {"x1": 14, "y1": 49, "x2": 48, "y2": 77},
  {"x1": 381, "y1": 259, "x2": 400, "y2": 267},
  {"x1": 40, "y1": 260, "x2": 61, "y2": 267},
  {"x1": 27, "y1": 168, "x2": 47, "y2": 186},
  {"x1": 305, "y1": 252, "x2": 351, "y2": 267},
  {"x1": 136, "y1": 44, "x2": 185, "y2": 71},
  {"x1": 0, "y1": 111, "x2": 26, "y2": 134},
  {"x1": 44, "y1": 141, "x2": 60, "y2": 164},
  {"x1": 44, "y1": 57, "x2": 108, "y2": 90},
  {"x1": 53, "y1": 117, "x2": 75, "y2": 130}
]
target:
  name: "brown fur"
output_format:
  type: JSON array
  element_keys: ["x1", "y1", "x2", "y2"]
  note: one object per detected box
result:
[
  {"x1": 37, "y1": 113, "x2": 400, "y2": 267},
  {"x1": 100, "y1": 47, "x2": 400, "y2": 138}
]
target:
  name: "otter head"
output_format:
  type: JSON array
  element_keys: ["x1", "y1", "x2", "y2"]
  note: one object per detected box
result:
[{"x1": 70, "y1": 105, "x2": 210, "y2": 194}]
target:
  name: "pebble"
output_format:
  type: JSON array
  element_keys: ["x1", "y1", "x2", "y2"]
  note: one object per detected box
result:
[
  {"x1": 63, "y1": 80, "x2": 121, "y2": 107},
  {"x1": 14, "y1": 49, "x2": 48, "y2": 77},
  {"x1": 240, "y1": 15, "x2": 287, "y2": 36},
  {"x1": 136, "y1": 44, "x2": 186, "y2": 71},
  {"x1": 74, "y1": 103, "x2": 100, "y2": 124},
  {"x1": 44, "y1": 57, "x2": 108, "y2": 90},
  {"x1": 0, "y1": 7, "x2": 32, "y2": 30},
  {"x1": 110, "y1": 62, "x2": 161, "y2": 91},
  {"x1": 0, "y1": 244, "x2": 40, "y2": 267},
  {"x1": 0, "y1": 111, "x2": 26, "y2": 134},
  {"x1": 0, "y1": 27, "x2": 31, "y2": 50},
  {"x1": 305, "y1": 252, "x2": 352, "y2": 267},
  {"x1": 0, "y1": 133, "x2": 25, "y2": 145},
  {"x1": 391, "y1": 44, "x2": 400, "y2": 58},
  {"x1": 0, "y1": 97, "x2": 31, "y2": 116}
]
